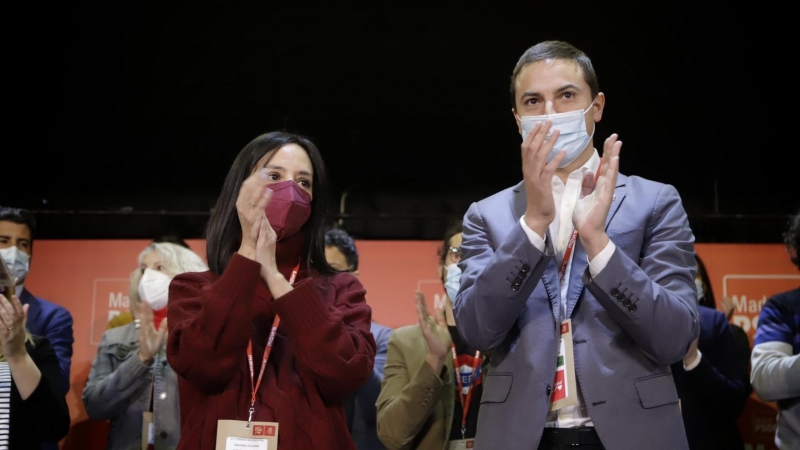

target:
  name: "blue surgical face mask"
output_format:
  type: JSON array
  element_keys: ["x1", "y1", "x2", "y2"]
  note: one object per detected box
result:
[
  {"x1": 519, "y1": 102, "x2": 595, "y2": 168},
  {"x1": 0, "y1": 246, "x2": 30, "y2": 296},
  {"x1": 444, "y1": 263, "x2": 462, "y2": 301}
]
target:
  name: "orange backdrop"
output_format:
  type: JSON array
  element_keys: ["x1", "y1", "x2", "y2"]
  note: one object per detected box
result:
[{"x1": 24, "y1": 240, "x2": 798, "y2": 450}]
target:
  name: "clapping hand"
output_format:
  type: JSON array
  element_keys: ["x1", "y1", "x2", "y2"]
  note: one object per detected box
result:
[
  {"x1": 572, "y1": 133, "x2": 622, "y2": 259},
  {"x1": 133, "y1": 300, "x2": 168, "y2": 365},
  {"x1": 416, "y1": 291, "x2": 452, "y2": 375},
  {"x1": 0, "y1": 288, "x2": 29, "y2": 361}
]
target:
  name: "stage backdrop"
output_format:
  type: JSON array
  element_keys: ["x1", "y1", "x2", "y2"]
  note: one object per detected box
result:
[{"x1": 23, "y1": 240, "x2": 797, "y2": 450}]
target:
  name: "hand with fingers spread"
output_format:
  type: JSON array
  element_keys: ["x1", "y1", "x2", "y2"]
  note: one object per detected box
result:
[
  {"x1": 237, "y1": 168, "x2": 276, "y2": 261},
  {"x1": 573, "y1": 133, "x2": 622, "y2": 259},
  {"x1": 0, "y1": 291, "x2": 30, "y2": 361},
  {"x1": 416, "y1": 291, "x2": 452, "y2": 375},
  {"x1": 133, "y1": 299, "x2": 168, "y2": 365},
  {"x1": 521, "y1": 119, "x2": 566, "y2": 237}
]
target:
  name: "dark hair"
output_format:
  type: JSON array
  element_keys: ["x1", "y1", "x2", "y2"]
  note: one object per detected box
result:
[
  {"x1": 324, "y1": 227, "x2": 359, "y2": 271},
  {"x1": 205, "y1": 131, "x2": 334, "y2": 276},
  {"x1": 510, "y1": 40, "x2": 600, "y2": 109},
  {"x1": 694, "y1": 253, "x2": 716, "y2": 309},
  {"x1": 0, "y1": 206, "x2": 37, "y2": 253},
  {"x1": 437, "y1": 220, "x2": 463, "y2": 266},
  {"x1": 785, "y1": 207, "x2": 800, "y2": 269}
]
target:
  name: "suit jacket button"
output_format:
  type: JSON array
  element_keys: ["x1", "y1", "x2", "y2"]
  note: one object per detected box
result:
[
  {"x1": 521, "y1": 264, "x2": 530, "y2": 273},
  {"x1": 511, "y1": 285, "x2": 520, "y2": 292},
  {"x1": 610, "y1": 288, "x2": 619, "y2": 296},
  {"x1": 160, "y1": 431, "x2": 168, "y2": 439},
  {"x1": 546, "y1": 384, "x2": 551, "y2": 396},
  {"x1": 514, "y1": 277, "x2": 523, "y2": 283},
  {"x1": 622, "y1": 298, "x2": 631, "y2": 307},
  {"x1": 628, "y1": 304, "x2": 638, "y2": 312},
  {"x1": 617, "y1": 293, "x2": 626, "y2": 301}
]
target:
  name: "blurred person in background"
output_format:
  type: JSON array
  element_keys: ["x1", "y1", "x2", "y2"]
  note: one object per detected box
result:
[
  {"x1": 751, "y1": 207, "x2": 800, "y2": 449},
  {"x1": 0, "y1": 205, "x2": 74, "y2": 450},
  {"x1": 0, "y1": 289, "x2": 70, "y2": 448},
  {"x1": 325, "y1": 226, "x2": 392, "y2": 450},
  {"x1": 83, "y1": 242, "x2": 208, "y2": 450},
  {"x1": 377, "y1": 221, "x2": 488, "y2": 450},
  {"x1": 669, "y1": 253, "x2": 751, "y2": 449}
]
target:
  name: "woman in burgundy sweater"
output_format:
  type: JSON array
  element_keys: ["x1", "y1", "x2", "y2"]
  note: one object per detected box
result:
[{"x1": 166, "y1": 131, "x2": 377, "y2": 450}]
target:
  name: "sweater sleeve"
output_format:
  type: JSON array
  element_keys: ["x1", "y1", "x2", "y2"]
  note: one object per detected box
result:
[
  {"x1": 166, "y1": 253, "x2": 261, "y2": 391},
  {"x1": 271, "y1": 273, "x2": 376, "y2": 403},
  {"x1": 19, "y1": 336, "x2": 71, "y2": 442},
  {"x1": 751, "y1": 294, "x2": 800, "y2": 402}
]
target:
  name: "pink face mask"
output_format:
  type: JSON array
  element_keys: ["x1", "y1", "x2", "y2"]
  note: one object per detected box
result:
[{"x1": 265, "y1": 180, "x2": 312, "y2": 240}]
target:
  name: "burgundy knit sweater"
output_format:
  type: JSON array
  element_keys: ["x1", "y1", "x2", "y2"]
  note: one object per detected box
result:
[{"x1": 166, "y1": 234, "x2": 376, "y2": 450}]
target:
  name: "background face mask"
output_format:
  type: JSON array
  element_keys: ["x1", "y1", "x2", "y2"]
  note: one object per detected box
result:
[
  {"x1": 0, "y1": 246, "x2": 30, "y2": 284},
  {"x1": 519, "y1": 103, "x2": 594, "y2": 168},
  {"x1": 444, "y1": 263, "x2": 462, "y2": 301},
  {"x1": 138, "y1": 269, "x2": 172, "y2": 310}
]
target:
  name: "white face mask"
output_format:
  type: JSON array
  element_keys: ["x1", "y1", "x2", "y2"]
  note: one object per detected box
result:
[
  {"x1": 138, "y1": 269, "x2": 172, "y2": 311},
  {"x1": 695, "y1": 278, "x2": 704, "y2": 304},
  {"x1": 444, "y1": 263, "x2": 462, "y2": 302},
  {"x1": 519, "y1": 102, "x2": 595, "y2": 168},
  {"x1": 0, "y1": 246, "x2": 30, "y2": 293}
]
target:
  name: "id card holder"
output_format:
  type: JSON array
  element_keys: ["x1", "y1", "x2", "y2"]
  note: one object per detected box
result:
[
  {"x1": 448, "y1": 438, "x2": 475, "y2": 449},
  {"x1": 549, "y1": 319, "x2": 578, "y2": 411},
  {"x1": 216, "y1": 420, "x2": 279, "y2": 450},
  {"x1": 141, "y1": 412, "x2": 154, "y2": 450}
]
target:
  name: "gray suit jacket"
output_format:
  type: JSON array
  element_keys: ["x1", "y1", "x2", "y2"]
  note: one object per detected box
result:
[{"x1": 453, "y1": 174, "x2": 699, "y2": 450}]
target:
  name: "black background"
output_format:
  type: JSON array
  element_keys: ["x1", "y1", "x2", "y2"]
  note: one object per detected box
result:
[{"x1": 8, "y1": 3, "x2": 796, "y2": 241}]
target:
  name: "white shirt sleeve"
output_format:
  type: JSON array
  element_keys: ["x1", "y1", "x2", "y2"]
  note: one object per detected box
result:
[
  {"x1": 519, "y1": 216, "x2": 546, "y2": 253},
  {"x1": 588, "y1": 241, "x2": 616, "y2": 278},
  {"x1": 683, "y1": 349, "x2": 703, "y2": 371}
]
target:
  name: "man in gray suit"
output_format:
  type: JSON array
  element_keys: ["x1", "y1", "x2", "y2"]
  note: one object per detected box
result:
[{"x1": 453, "y1": 40, "x2": 699, "y2": 450}]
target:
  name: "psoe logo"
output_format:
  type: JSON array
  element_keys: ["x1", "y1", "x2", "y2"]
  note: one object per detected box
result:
[
  {"x1": 90, "y1": 278, "x2": 131, "y2": 345},
  {"x1": 723, "y1": 274, "x2": 800, "y2": 335}
]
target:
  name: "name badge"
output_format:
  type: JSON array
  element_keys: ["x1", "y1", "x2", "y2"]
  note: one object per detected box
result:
[
  {"x1": 216, "y1": 420, "x2": 279, "y2": 450},
  {"x1": 549, "y1": 319, "x2": 578, "y2": 411},
  {"x1": 448, "y1": 438, "x2": 475, "y2": 449}
]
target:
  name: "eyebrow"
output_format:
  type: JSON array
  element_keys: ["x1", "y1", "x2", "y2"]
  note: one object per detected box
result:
[
  {"x1": 520, "y1": 84, "x2": 583, "y2": 101},
  {"x1": 265, "y1": 164, "x2": 313, "y2": 177}
]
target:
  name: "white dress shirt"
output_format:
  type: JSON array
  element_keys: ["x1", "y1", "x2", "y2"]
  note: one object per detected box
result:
[{"x1": 519, "y1": 149, "x2": 616, "y2": 429}]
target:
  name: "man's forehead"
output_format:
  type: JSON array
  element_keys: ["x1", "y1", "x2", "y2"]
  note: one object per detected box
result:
[
  {"x1": 0, "y1": 220, "x2": 32, "y2": 240},
  {"x1": 517, "y1": 59, "x2": 586, "y2": 88}
]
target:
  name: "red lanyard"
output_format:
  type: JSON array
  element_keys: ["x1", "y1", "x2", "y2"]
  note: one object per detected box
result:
[
  {"x1": 557, "y1": 160, "x2": 604, "y2": 285},
  {"x1": 246, "y1": 261, "x2": 300, "y2": 422},
  {"x1": 451, "y1": 343, "x2": 482, "y2": 440}
]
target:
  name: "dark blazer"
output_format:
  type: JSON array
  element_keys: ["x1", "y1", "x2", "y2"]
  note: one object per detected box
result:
[
  {"x1": 19, "y1": 288, "x2": 74, "y2": 395},
  {"x1": 671, "y1": 305, "x2": 752, "y2": 450},
  {"x1": 346, "y1": 321, "x2": 392, "y2": 450},
  {"x1": 5, "y1": 335, "x2": 71, "y2": 449}
]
